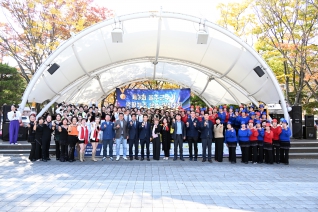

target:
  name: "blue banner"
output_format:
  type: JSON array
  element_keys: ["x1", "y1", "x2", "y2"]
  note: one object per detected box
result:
[{"x1": 116, "y1": 88, "x2": 191, "y2": 109}]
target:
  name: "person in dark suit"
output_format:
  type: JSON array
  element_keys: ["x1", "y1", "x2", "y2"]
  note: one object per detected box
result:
[
  {"x1": 171, "y1": 114, "x2": 186, "y2": 161},
  {"x1": 200, "y1": 113, "x2": 214, "y2": 163},
  {"x1": 127, "y1": 113, "x2": 139, "y2": 160},
  {"x1": 139, "y1": 114, "x2": 152, "y2": 161},
  {"x1": 113, "y1": 113, "x2": 128, "y2": 161},
  {"x1": 186, "y1": 111, "x2": 200, "y2": 161}
]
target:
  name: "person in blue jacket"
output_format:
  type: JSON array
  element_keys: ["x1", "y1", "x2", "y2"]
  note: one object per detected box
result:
[
  {"x1": 238, "y1": 121, "x2": 252, "y2": 164},
  {"x1": 234, "y1": 109, "x2": 241, "y2": 134},
  {"x1": 239, "y1": 110, "x2": 250, "y2": 125},
  {"x1": 200, "y1": 113, "x2": 214, "y2": 163},
  {"x1": 101, "y1": 114, "x2": 116, "y2": 161},
  {"x1": 279, "y1": 119, "x2": 292, "y2": 165},
  {"x1": 255, "y1": 120, "x2": 264, "y2": 163},
  {"x1": 225, "y1": 121, "x2": 238, "y2": 164},
  {"x1": 217, "y1": 105, "x2": 226, "y2": 124}
]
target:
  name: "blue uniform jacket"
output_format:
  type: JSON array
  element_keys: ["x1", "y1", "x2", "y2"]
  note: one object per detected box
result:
[{"x1": 100, "y1": 121, "x2": 115, "y2": 140}]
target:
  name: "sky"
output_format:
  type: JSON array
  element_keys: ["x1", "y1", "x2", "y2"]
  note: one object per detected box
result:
[
  {"x1": 1, "y1": 0, "x2": 238, "y2": 65},
  {"x1": 96, "y1": 0, "x2": 234, "y2": 22}
]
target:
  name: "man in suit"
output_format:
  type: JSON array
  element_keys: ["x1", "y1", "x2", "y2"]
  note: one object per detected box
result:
[
  {"x1": 101, "y1": 114, "x2": 116, "y2": 161},
  {"x1": 139, "y1": 114, "x2": 152, "y2": 161},
  {"x1": 200, "y1": 113, "x2": 214, "y2": 163},
  {"x1": 172, "y1": 114, "x2": 186, "y2": 161},
  {"x1": 186, "y1": 111, "x2": 200, "y2": 161},
  {"x1": 127, "y1": 113, "x2": 139, "y2": 160},
  {"x1": 113, "y1": 113, "x2": 128, "y2": 161}
]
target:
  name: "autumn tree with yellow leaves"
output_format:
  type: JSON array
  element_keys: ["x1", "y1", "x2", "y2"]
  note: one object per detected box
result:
[{"x1": 0, "y1": 0, "x2": 113, "y2": 83}]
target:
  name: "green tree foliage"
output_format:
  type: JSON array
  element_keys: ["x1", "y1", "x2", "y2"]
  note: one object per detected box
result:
[{"x1": 0, "y1": 63, "x2": 25, "y2": 106}]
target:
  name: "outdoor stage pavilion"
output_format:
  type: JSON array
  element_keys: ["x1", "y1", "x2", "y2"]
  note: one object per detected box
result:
[{"x1": 19, "y1": 10, "x2": 289, "y2": 121}]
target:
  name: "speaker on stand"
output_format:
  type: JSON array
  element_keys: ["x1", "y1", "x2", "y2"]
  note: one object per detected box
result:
[{"x1": 291, "y1": 106, "x2": 302, "y2": 139}]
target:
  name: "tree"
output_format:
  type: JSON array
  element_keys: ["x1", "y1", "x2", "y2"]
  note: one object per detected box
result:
[
  {"x1": 0, "y1": 0, "x2": 113, "y2": 83},
  {"x1": 254, "y1": 0, "x2": 318, "y2": 106},
  {"x1": 0, "y1": 63, "x2": 25, "y2": 106}
]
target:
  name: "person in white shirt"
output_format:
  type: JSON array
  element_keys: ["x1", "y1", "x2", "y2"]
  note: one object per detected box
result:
[{"x1": 7, "y1": 105, "x2": 21, "y2": 145}]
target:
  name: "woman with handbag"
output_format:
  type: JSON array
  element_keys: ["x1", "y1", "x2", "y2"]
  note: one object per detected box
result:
[{"x1": 152, "y1": 118, "x2": 162, "y2": 161}]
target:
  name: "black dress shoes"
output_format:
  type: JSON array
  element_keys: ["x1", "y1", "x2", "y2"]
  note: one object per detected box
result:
[
  {"x1": 202, "y1": 159, "x2": 206, "y2": 162},
  {"x1": 208, "y1": 159, "x2": 212, "y2": 163},
  {"x1": 194, "y1": 158, "x2": 197, "y2": 161},
  {"x1": 180, "y1": 158, "x2": 185, "y2": 161},
  {"x1": 173, "y1": 158, "x2": 177, "y2": 161},
  {"x1": 135, "y1": 157, "x2": 139, "y2": 160},
  {"x1": 140, "y1": 158, "x2": 144, "y2": 161},
  {"x1": 147, "y1": 158, "x2": 150, "y2": 161}
]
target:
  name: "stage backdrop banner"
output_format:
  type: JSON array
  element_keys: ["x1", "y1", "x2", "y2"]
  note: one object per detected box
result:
[{"x1": 116, "y1": 88, "x2": 191, "y2": 109}]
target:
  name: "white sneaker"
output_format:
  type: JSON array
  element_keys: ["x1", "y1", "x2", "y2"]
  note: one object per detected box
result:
[
  {"x1": 102, "y1": 157, "x2": 106, "y2": 161},
  {"x1": 253, "y1": 162, "x2": 257, "y2": 164},
  {"x1": 110, "y1": 157, "x2": 113, "y2": 161},
  {"x1": 123, "y1": 157, "x2": 127, "y2": 160},
  {"x1": 116, "y1": 156, "x2": 120, "y2": 161}
]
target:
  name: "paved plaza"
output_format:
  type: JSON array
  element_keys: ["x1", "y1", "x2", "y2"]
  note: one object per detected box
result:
[{"x1": 0, "y1": 156, "x2": 317, "y2": 212}]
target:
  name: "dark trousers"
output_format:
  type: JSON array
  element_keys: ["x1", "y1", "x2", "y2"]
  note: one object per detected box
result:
[
  {"x1": 251, "y1": 145, "x2": 258, "y2": 163},
  {"x1": 273, "y1": 146, "x2": 280, "y2": 163},
  {"x1": 35, "y1": 139, "x2": 42, "y2": 160},
  {"x1": 241, "y1": 146, "x2": 249, "y2": 163},
  {"x1": 59, "y1": 140, "x2": 68, "y2": 162},
  {"x1": 187, "y1": 136, "x2": 198, "y2": 159},
  {"x1": 29, "y1": 142, "x2": 36, "y2": 160},
  {"x1": 164, "y1": 149, "x2": 170, "y2": 157},
  {"x1": 103, "y1": 139, "x2": 113, "y2": 158},
  {"x1": 280, "y1": 149, "x2": 289, "y2": 164},
  {"x1": 42, "y1": 137, "x2": 50, "y2": 159},
  {"x1": 257, "y1": 145, "x2": 264, "y2": 163},
  {"x1": 140, "y1": 139, "x2": 150, "y2": 159},
  {"x1": 174, "y1": 135, "x2": 183, "y2": 159},
  {"x1": 265, "y1": 149, "x2": 273, "y2": 164},
  {"x1": 215, "y1": 138, "x2": 224, "y2": 162},
  {"x1": 202, "y1": 138, "x2": 212, "y2": 160},
  {"x1": 55, "y1": 139, "x2": 60, "y2": 159},
  {"x1": 152, "y1": 137, "x2": 160, "y2": 160},
  {"x1": 68, "y1": 135, "x2": 77, "y2": 161},
  {"x1": 128, "y1": 138, "x2": 139, "y2": 158},
  {"x1": 229, "y1": 146, "x2": 236, "y2": 163}
]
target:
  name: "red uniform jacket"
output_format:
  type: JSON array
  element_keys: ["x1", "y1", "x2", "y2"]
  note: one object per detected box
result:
[
  {"x1": 208, "y1": 113, "x2": 218, "y2": 124},
  {"x1": 181, "y1": 115, "x2": 188, "y2": 124},
  {"x1": 264, "y1": 130, "x2": 274, "y2": 144},
  {"x1": 271, "y1": 126, "x2": 282, "y2": 141},
  {"x1": 225, "y1": 112, "x2": 229, "y2": 123},
  {"x1": 249, "y1": 128, "x2": 259, "y2": 141}
]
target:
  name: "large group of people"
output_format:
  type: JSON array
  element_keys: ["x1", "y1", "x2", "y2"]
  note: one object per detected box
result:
[{"x1": 22, "y1": 102, "x2": 291, "y2": 165}]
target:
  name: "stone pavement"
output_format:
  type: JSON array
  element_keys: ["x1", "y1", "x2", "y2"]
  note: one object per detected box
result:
[{"x1": 0, "y1": 156, "x2": 317, "y2": 212}]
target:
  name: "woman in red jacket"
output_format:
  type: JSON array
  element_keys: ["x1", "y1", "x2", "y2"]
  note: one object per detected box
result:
[
  {"x1": 248, "y1": 120, "x2": 259, "y2": 164},
  {"x1": 271, "y1": 119, "x2": 282, "y2": 164},
  {"x1": 264, "y1": 123, "x2": 274, "y2": 164}
]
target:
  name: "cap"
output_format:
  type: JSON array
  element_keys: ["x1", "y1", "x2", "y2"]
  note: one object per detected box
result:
[
  {"x1": 272, "y1": 119, "x2": 278, "y2": 123},
  {"x1": 249, "y1": 105, "x2": 254, "y2": 108},
  {"x1": 256, "y1": 112, "x2": 260, "y2": 116},
  {"x1": 241, "y1": 110, "x2": 246, "y2": 113},
  {"x1": 235, "y1": 109, "x2": 239, "y2": 112},
  {"x1": 280, "y1": 118, "x2": 285, "y2": 122},
  {"x1": 241, "y1": 121, "x2": 245, "y2": 125},
  {"x1": 249, "y1": 119, "x2": 254, "y2": 123},
  {"x1": 255, "y1": 120, "x2": 261, "y2": 124},
  {"x1": 250, "y1": 112, "x2": 255, "y2": 116},
  {"x1": 259, "y1": 104, "x2": 264, "y2": 108},
  {"x1": 266, "y1": 123, "x2": 271, "y2": 127},
  {"x1": 209, "y1": 108, "x2": 213, "y2": 111},
  {"x1": 282, "y1": 119, "x2": 288, "y2": 123},
  {"x1": 223, "y1": 105, "x2": 227, "y2": 108},
  {"x1": 219, "y1": 105, "x2": 223, "y2": 109},
  {"x1": 262, "y1": 112, "x2": 267, "y2": 115},
  {"x1": 227, "y1": 121, "x2": 232, "y2": 125}
]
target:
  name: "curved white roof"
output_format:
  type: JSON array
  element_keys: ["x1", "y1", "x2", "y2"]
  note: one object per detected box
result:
[{"x1": 20, "y1": 11, "x2": 288, "y2": 118}]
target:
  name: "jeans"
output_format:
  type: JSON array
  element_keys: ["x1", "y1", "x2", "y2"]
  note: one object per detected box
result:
[
  {"x1": 116, "y1": 136, "x2": 127, "y2": 157},
  {"x1": 103, "y1": 139, "x2": 113, "y2": 157}
]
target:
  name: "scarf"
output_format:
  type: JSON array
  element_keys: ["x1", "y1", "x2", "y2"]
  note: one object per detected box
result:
[
  {"x1": 92, "y1": 125, "x2": 99, "y2": 142},
  {"x1": 80, "y1": 126, "x2": 89, "y2": 144}
]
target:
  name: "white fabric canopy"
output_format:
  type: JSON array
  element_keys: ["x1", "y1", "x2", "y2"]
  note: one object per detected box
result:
[{"x1": 19, "y1": 11, "x2": 288, "y2": 119}]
